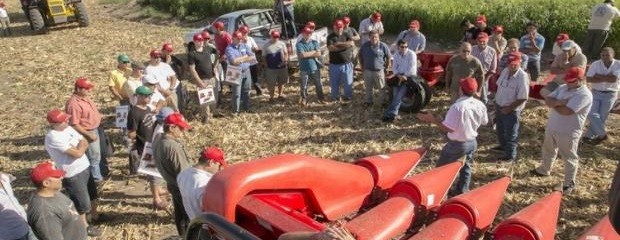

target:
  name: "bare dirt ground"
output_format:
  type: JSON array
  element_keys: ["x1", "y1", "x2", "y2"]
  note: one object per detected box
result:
[{"x1": 0, "y1": 0, "x2": 618, "y2": 239}]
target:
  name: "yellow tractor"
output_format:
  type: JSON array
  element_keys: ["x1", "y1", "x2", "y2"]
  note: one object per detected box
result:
[{"x1": 20, "y1": 0, "x2": 89, "y2": 33}]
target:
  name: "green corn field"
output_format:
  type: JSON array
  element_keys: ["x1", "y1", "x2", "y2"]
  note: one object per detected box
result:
[
  {"x1": 138, "y1": 0, "x2": 618, "y2": 50},
  {"x1": 141, "y1": 0, "x2": 617, "y2": 53}
]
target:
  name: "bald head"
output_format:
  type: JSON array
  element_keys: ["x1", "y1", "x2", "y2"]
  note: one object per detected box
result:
[{"x1": 460, "y1": 42, "x2": 472, "y2": 58}]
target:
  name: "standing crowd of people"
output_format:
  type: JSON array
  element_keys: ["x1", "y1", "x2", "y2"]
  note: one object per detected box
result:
[{"x1": 1, "y1": 0, "x2": 620, "y2": 239}]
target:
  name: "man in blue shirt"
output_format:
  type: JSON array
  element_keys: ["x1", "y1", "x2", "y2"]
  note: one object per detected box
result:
[
  {"x1": 296, "y1": 27, "x2": 325, "y2": 105},
  {"x1": 396, "y1": 20, "x2": 426, "y2": 54},
  {"x1": 519, "y1": 22, "x2": 545, "y2": 82},
  {"x1": 225, "y1": 31, "x2": 257, "y2": 114},
  {"x1": 359, "y1": 30, "x2": 391, "y2": 107}
]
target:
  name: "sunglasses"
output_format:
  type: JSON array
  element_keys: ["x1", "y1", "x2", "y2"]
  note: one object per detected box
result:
[
  {"x1": 399, "y1": 45, "x2": 408, "y2": 49},
  {"x1": 122, "y1": 61, "x2": 130, "y2": 64}
]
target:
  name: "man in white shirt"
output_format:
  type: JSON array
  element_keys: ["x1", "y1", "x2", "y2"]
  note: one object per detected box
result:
[
  {"x1": 492, "y1": 52, "x2": 529, "y2": 162},
  {"x1": 177, "y1": 146, "x2": 227, "y2": 221},
  {"x1": 584, "y1": 0, "x2": 620, "y2": 60},
  {"x1": 532, "y1": 67, "x2": 593, "y2": 195},
  {"x1": 44, "y1": 108, "x2": 102, "y2": 235},
  {"x1": 358, "y1": 11, "x2": 384, "y2": 45},
  {"x1": 145, "y1": 50, "x2": 179, "y2": 111},
  {"x1": 471, "y1": 32, "x2": 497, "y2": 104},
  {"x1": 383, "y1": 40, "x2": 416, "y2": 122},
  {"x1": 416, "y1": 77, "x2": 488, "y2": 196},
  {"x1": 583, "y1": 47, "x2": 620, "y2": 144}
]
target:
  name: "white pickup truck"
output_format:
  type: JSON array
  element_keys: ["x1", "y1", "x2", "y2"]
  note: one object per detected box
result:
[{"x1": 184, "y1": 9, "x2": 329, "y2": 69}]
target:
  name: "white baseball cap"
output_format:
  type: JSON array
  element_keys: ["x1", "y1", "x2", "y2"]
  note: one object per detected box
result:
[{"x1": 142, "y1": 74, "x2": 159, "y2": 85}]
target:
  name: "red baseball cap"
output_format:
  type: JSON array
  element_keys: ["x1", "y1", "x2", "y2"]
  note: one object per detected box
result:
[
  {"x1": 460, "y1": 77, "x2": 478, "y2": 94},
  {"x1": 232, "y1": 31, "x2": 243, "y2": 40},
  {"x1": 31, "y1": 161, "x2": 65, "y2": 185},
  {"x1": 564, "y1": 67, "x2": 585, "y2": 83},
  {"x1": 301, "y1": 27, "x2": 313, "y2": 35},
  {"x1": 508, "y1": 52, "x2": 521, "y2": 65},
  {"x1": 333, "y1": 19, "x2": 344, "y2": 29},
  {"x1": 270, "y1": 30, "x2": 281, "y2": 39},
  {"x1": 201, "y1": 31, "x2": 211, "y2": 40},
  {"x1": 493, "y1": 25, "x2": 504, "y2": 33},
  {"x1": 74, "y1": 77, "x2": 94, "y2": 90},
  {"x1": 306, "y1": 21, "x2": 316, "y2": 30},
  {"x1": 47, "y1": 108, "x2": 70, "y2": 123},
  {"x1": 372, "y1": 12, "x2": 382, "y2": 21},
  {"x1": 165, "y1": 112, "x2": 191, "y2": 130},
  {"x1": 239, "y1": 25, "x2": 249, "y2": 34},
  {"x1": 476, "y1": 15, "x2": 487, "y2": 24},
  {"x1": 213, "y1": 21, "x2": 225, "y2": 30},
  {"x1": 343, "y1": 16, "x2": 351, "y2": 25},
  {"x1": 409, "y1": 20, "x2": 420, "y2": 29},
  {"x1": 477, "y1": 32, "x2": 489, "y2": 41},
  {"x1": 201, "y1": 146, "x2": 227, "y2": 167},
  {"x1": 162, "y1": 43, "x2": 173, "y2": 52},
  {"x1": 193, "y1": 33, "x2": 205, "y2": 42},
  {"x1": 150, "y1": 49, "x2": 162, "y2": 58},
  {"x1": 555, "y1": 33, "x2": 569, "y2": 44}
]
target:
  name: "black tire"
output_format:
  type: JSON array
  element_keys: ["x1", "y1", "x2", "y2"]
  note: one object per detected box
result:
[
  {"x1": 28, "y1": 8, "x2": 46, "y2": 34},
  {"x1": 398, "y1": 77, "x2": 426, "y2": 113},
  {"x1": 418, "y1": 78, "x2": 432, "y2": 107},
  {"x1": 74, "y1": 2, "x2": 89, "y2": 27}
]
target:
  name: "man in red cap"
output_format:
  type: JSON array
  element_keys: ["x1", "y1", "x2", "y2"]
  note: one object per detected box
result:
[
  {"x1": 489, "y1": 25, "x2": 507, "y2": 58},
  {"x1": 44, "y1": 108, "x2": 104, "y2": 232},
  {"x1": 498, "y1": 38, "x2": 529, "y2": 71},
  {"x1": 153, "y1": 112, "x2": 193, "y2": 237},
  {"x1": 262, "y1": 30, "x2": 290, "y2": 101},
  {"x1": 471, "y1": 32, "x2": 498, "y2": 103},
  {"x1": 327, "y1": 19, "x2": 355, "y2": 102},
  {"x1": 445, "y1": 42, "x2": 485, "y2": 102},
  {"x1": 532, "y1": 67, "x2": 592, "y2": 195},
  {"x1": 188, "y1": 33, "x2": 220, "y2": 123},
  {"x1": 416, "y1": 77, "x2": 488, "y2": 196},
  {"x1": 27, "y1": 161, "x2": 101, "y2": 239},
  {"x1": 358, "y1": 11, "x2": 384, "y2": 45},
  {"x1": 470, "y1": 14, "x2": 493, "y2": 43},
  {"x1": 239, "y1": 25, "x2": 264, "y2": 97},
  {"x1": 395, "y1": 20, "x2": 426, "y2": 54},
  {"x1": 145, "y1": 49, "x2": 179, "y2": 112},
  {"x1": 160, "y1": 43, "x2": 187, "y2": 113},
  {"x1": 492, "y1": 52, "x2": 529, "y2": 162},
  {"x1": 177, "y1": 146, "x2": 227, "y2": 221},
  {"x1": 296, "y1": 26, "x2": 325, "y2": 105},
  {"x1": 65, "y1": 77, "x2": 105, "y2": 184},
  {"x1": 213, "y1": 21, "x2": 233, "y2": 72},
  {"x1": 342, "y1": 16, "x2": 360, "y2": 42},
  {"x1": 225, "y1": 31, "x2": 257, "y2": 114}
]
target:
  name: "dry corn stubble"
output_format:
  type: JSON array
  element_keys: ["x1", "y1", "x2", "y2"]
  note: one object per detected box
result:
[{"x1": 0, "y1": 0, "x2": 618, "y2": 239}]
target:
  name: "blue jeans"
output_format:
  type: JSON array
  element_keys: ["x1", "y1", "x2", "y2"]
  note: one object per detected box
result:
[
  {"x1": 86, "y1": 129, "x2": 102, "y2": 181},
  {"x1": 436, "y1": 139, "x2": 477, "y2": 196},
  {"x1": 232, "y1": 70, "x2": 252, "y2": 113},
  {"x1": 300, "y1": 70, "x2": 324, "y2": 100},
  {"x1": 384, "y1": 85, "x2": 408, "y2": 119},
  {"x1": 495, "y1": 107, "x2": 521, "y2": 159},
  {"x1": 526, "y1": 59, "x2": 541, "y2": 82},
  {"x1": 328, "y1": 63, "x2": 353, "y2": 100},
  {"x1": 586, "y1": 90, "x2": 618, "y2": 138}
]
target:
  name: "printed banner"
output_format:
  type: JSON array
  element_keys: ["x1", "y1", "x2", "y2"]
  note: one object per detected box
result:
[
  {"x1": 137, "y1": 142, "x2": 162, "y2": 178},
  {"x1": 115, "y1": 105, "x2": 130, "y2": 128},
  {"x1": 197, "y1": 87, "x2": 216, "y2": 105},
  {"x1": 224, "y1": 64, "x2": 242, "y2": 85}
]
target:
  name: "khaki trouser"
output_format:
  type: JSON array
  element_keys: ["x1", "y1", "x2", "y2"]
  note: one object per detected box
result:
[
  {"x1": 362, "y1": 70, "x2": 386, "y2": 104},
  {"x1": 537, "y1": 129, "x2": 581, "y2": 186}
]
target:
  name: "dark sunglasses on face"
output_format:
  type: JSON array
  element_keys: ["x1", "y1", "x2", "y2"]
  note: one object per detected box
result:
[{"x1": 399, "y1": 45, "x2": 408, "y2": 49}]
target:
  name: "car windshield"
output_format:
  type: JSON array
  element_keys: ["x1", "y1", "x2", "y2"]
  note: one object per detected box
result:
[{"x1": 241, "y1": 11, "x2": 271, "y2": 30}]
